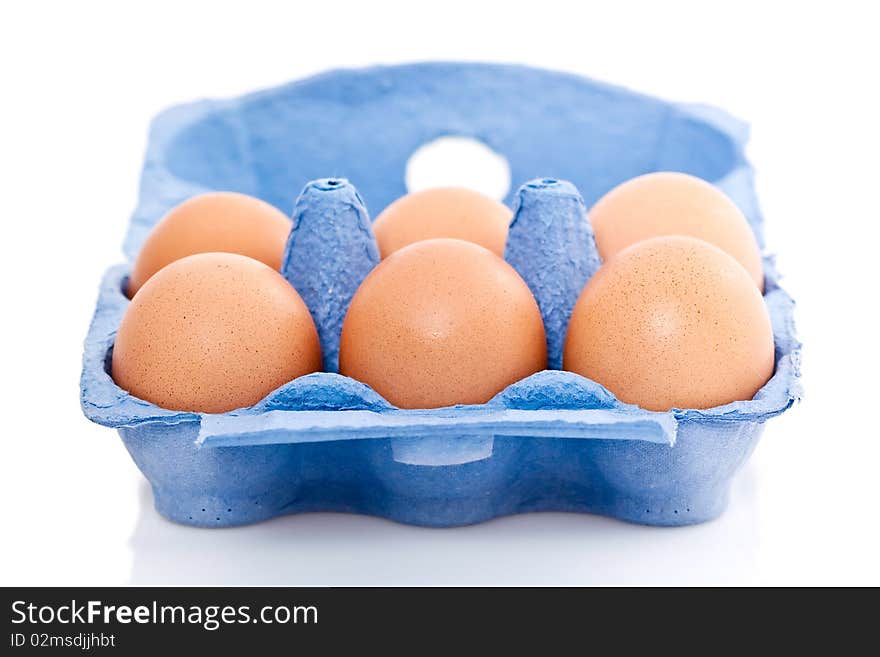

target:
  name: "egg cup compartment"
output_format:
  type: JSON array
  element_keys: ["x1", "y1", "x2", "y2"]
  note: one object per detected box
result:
[{"x1": 81, "y1": 63, "x2": 801, "y2": 528}]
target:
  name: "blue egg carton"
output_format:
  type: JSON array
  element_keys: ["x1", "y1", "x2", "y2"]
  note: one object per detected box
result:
[{"x1": 80, "y1": 63, "x2": 801, "y2": 528}]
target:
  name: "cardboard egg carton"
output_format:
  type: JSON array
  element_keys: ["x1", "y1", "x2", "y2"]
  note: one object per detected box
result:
[{"x1": 81, "y1": 63, "x2": 801, "y2": 527}]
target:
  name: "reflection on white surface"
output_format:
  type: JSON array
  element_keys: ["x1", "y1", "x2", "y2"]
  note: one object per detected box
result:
[{"x1": 129, "y1": 467, "x2": 760, "y2": 585}]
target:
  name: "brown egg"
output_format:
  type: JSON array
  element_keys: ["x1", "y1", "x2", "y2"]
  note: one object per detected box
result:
[
  {"x1": 128, "y1": 192, "x2": 291, "y2": 296},
  {"x1": 563, "y1": 236, "x2": 774, "y2": 411},
  {"x1": 589, "y1": 172, "x2": 764, "y2": 290},
  {"x1": 112, "y1": 253, "x2": 321, "y2": 413},
  {"x1": 372, "y1": 187, "x2": 512, "y2": 258},
  {"x1": 339, "y1": 238, "x2": 546, "y2": 408}
]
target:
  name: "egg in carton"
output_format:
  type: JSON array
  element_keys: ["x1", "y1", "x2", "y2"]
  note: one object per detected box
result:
[{"x1": 80, "y1": 63, "x2": 801, "y2": 527}]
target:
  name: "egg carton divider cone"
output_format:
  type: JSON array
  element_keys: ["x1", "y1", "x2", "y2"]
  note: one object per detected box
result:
[{"x1": 81, "y1": 63, "x2": 801, "y2": 528}]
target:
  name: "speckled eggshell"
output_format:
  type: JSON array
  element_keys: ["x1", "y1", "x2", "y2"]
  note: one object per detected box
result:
[
  {"x1": 589, "y1": 172, "x2": 765, "y2": 290},
  {"x1": 371, "y1": 187, "x2": 512, "y2": 258},
  {"x1": 128, "y1": 192, "x2": 292, "y2": 296},
  {"x1": 563, "y1": 236, "x2": 774, "y2": 411},
  {"x1": 112, "y1": 252, "x2": 322, "y2": 413},
  {"x1": 339, "y1": 238, "x2": 547, "y2": 408}
]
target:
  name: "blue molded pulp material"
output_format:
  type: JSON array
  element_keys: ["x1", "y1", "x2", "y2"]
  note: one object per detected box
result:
[
  {"x1": 281, "y1": 179, "x2": 379, "y2": 372},
  {"x1": 506, "y1": 179, "x2": 602, "y2": 369},
  {"x1": 80, "y1": 63, "x2": 801, "y2": 528}
]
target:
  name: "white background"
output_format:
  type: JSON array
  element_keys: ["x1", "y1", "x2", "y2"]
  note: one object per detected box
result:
[{"x1": 1, "y1": 1, "x2": 878, "y2": 585}]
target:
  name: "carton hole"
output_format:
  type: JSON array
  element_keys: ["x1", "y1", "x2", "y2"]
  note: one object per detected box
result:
[{"x1": 405, "y1": 136, "x2": 511, "y2": 201}]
